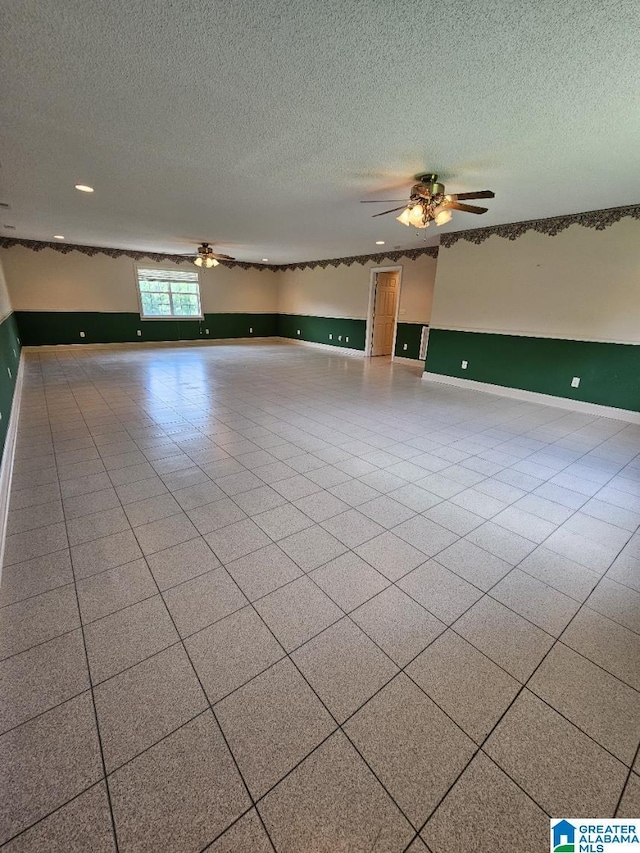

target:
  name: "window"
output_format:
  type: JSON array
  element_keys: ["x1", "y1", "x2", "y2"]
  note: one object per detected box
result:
[{"x1": 136, "y1": 267, "x2": 202, "y2": 319}]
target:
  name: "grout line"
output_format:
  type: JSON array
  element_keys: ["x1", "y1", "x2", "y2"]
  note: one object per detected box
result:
[
  {"x1": 0, "y1": 577, "x2": 76, "y2": 611},
  {"x1": 0, "y1": 780, "x2": 110, "y2": 850},
  {"x1": 336, "y1": 420, "x2": 640, "y2": 840},
  {"x1": 614, "y1": 741, "x2": 640, "y2": 817},
  {"x1": 118, "y1": 503, "x2": 281, "y2": 852},
  {"x1": 42, "y1": 395, "x2": 122, "y2": 853},
  {"x1": 7, "y1": 346, "x2": 640, "y2": 850},
  {"x1": 0, "y1": 686, "x2": 93, "y2": 741},
  {"x1": 93, "y1": 409, "x2": 443, "y2": 837},
  {"x1": 5, "y1": 406, "x2": 640, "y2": 677},
  {"x1": 411, "y1": 479, "x2": 640, "y2": 837}
]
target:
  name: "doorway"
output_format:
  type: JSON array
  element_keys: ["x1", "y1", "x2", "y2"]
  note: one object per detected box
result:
[{"x1": 366, "y1": 267, "x2": 401, "y2": 357}]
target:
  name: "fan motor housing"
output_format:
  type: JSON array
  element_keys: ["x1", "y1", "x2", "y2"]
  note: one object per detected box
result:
[{"x1": 412, "y1": 178, "x2": 445, "y2": 199}]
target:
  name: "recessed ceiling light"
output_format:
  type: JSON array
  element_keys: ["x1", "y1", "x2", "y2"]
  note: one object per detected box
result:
[
  {"x1": 375, "y1": 240, "x2": 385, "y2": 245},
  {"x1": 262, "y1": 258, "x2": 269, "y2": 262},
  {"x1": 53, "y1": 235, "x2": 65, "y2": 240},
  {"x1": 75, "y1": 184, "x2": 94, "y2": 193}
]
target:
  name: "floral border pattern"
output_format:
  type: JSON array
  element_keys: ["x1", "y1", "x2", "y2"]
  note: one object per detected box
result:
[
  {"x1": 272, "y1": 245, "x2": 439, "y2": 271},
  {"x1": 0, "y1": 236, "x2": 438, "y2": 271},
  {"x1": 440, "y1": 204, "x2": 640, "y2": 247},
  {"x1": 2, "y1": 202, "x2": 636, "y2": 267},
  {"x1": 0, "y1": 237, "x2": 193, "y2": 264}
]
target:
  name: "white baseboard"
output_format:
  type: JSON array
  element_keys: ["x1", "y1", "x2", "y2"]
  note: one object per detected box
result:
[
  {"x1": 0, "y1": 355, "x2": 24, "y2": 581},
  {"x1": 277, "y1": 337, "x2": 365, "y2": 356},
  {"x1": 393, "y1": 356, "x2": 423, "y2": 365},
  {"x1": 422, "y1": 371, "x2": 640, "y2": 423},
  {"x1": 24, "y1": 338, "x2": 367, "y2": 357},
  {"x1": 23, "y1": 337, "x2": 276, "y2": 353}
]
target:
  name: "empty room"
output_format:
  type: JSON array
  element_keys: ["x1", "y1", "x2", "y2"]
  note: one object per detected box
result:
[{"x1": 0, "y1": 1, "x2": 639, "y2": 851}]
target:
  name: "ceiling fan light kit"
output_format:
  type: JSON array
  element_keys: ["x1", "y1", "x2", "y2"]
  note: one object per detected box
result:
[
  {"x1": 194, "y1": 255, "x2": 219, "y2": 268},
  {"x1": 363, "y1": 173, "x2": 495, "y2": 230},
  {"x1": 186, "y1": 177, "x2": 491, "y2": 266},
  {"x1": 193, "y1": 242, "x2": 234, "y2": 268}
]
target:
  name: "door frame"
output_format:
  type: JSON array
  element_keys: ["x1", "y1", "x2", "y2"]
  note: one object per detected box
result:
[{"x1": 365, "y1": 265, "x2": 403, "y2": 357}]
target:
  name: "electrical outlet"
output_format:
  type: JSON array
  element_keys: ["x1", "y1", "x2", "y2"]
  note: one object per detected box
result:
[
  {"x1": 249, "y1": 327, "x2": 253, "y2": 334},
  {"x1": 571, "y1": 377, "x2": 580, "y2": 388},
  {"x1": 80, "y1": 331, "x2": 85, "y2": 338},
  {"x1": 461, "y1": 360, "x2": 468, "y2": 369},
  {"x1": 137, "y1": 330, "x2": 141, "y2": 336},
  {"x1": 329, "y1": 334, "x2": 332, "y2": 340},
  {"x1": 297, "y1": 329, "x2": 301, "y2": 335},
  {"x1": 403, "y1": 343, "x2": 408, "y2": 351}
]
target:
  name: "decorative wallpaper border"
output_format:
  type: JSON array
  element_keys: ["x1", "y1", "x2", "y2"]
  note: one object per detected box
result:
[
  {"x1": 0, "y1": 237, "x2": 263, "y2": 269},
  {"x1": 0, "y1": 236, "x2": 438, "y2": 271},
  {"x1": 2, "y1": 202, "x2": 637, "y2": 265},
  {"x1": 440, "y1": 203, "x2": 640, "y2": 247},
  {"x1": 271, "y1": 245, "x2": 439, "y2": 271}
]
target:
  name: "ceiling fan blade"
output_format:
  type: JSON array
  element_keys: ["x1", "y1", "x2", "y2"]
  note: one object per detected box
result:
[
  {"x1": 371, "y1": 205, "x2": 408, "y2": 217},
  {"x1": 211, "y1": 253, "x2": 235, "y2": 260},
  {"x1": 446, "y1": 202, "x2": 489, "y2": 214},
  {"x1": 448, "y1": 190, "x2": 495, "y2": 201},
  {"x1": 360, "y1": 199, "x2": 409, "y2": 203}
]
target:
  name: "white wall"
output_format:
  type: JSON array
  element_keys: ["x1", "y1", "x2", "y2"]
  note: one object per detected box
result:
[
  {"x1": 1, "y1": 247, "x2": 279, "y2": 314},
  {"x1": 431, "y1": 218, "x2": 640, "y2": 343},
  {"x1": 9, "y1": 220, "x2": 638, "y2": 346},
  {"x1": 278, "y1": 253, "x2": 436, "y2": 323},
  {"x1": 397, "y1": 254, "x2": 438, "y2": 323},
  {"x1": 0, "y1": 245, "x2": 437, "y2": 325},
  {"x1": 0, "y1": 246, "x2": 437, "y2": 323}
]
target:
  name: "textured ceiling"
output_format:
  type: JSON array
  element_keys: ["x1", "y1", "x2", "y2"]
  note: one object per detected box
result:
[{"x1": 1, "y1": 0, "x2": 639, "y2": 263}]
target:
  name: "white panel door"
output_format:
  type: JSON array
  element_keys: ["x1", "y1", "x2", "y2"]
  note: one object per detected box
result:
[{"x1": 371, "y1": 272, "x2": 399, "y2": 356}]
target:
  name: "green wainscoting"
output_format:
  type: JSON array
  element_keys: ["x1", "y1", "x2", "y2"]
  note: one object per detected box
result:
[
  {"x1": 15, "y1": 312, "x2": 279, "y2": 347},
  {"x1": 394, "y1": 323, "x2": 426, "y2": 360},
  {"x1": 0, "y1": 313, "x2": 22, "y2": 461},
  {"x1": 277, "y1": 314, "x2": 366, "y2": 350},
  {"x1": 425, "y1": 328, "x2": 640, "y2": 412},
  {"x1": 14, "y1": 310, "x2": 423, "y2": 359}
]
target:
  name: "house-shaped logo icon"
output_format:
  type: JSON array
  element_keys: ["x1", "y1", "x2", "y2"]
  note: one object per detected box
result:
[{"x1": 552, "y1": 820, "x2": 575, "y2": 852}]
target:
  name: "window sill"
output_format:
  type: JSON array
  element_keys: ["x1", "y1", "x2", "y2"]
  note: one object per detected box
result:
[{"x1": 140, "y1": 316, "x2": 204, "y2": 321}]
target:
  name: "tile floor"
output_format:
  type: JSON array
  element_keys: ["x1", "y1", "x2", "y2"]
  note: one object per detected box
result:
[{"x1": 1, "y1": 341, "x2": 639, "y2": 852}]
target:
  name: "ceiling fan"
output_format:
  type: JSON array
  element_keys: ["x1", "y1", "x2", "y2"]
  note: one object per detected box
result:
[
  {"x1": 361, "y1": 173, "x2": 494, "y2": 229},
  {"x1": 193, "y1": 242, "x2": 235, "y2": 268}
]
